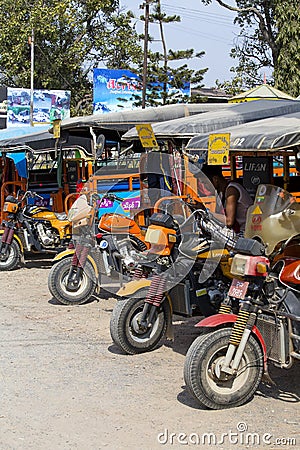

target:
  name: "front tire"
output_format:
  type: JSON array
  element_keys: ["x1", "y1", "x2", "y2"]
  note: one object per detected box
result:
[
  {"x1": 48, "y1": 256, "x2": 97, "y2": 305},
  {"x1": 110, "y1": 296, "x2": 168, "y2": 354},
  {"x1": 0, "y1": 240, "x2": 21, "y2": 271},
  {"x1": 184, "y1": 328, "x2": 264, "y2": 409}
]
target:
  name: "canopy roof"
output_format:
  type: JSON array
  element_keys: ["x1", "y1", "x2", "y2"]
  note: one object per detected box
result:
[
  {"x1": 0, "y1": 104, "x2": 230, "y2": 153},
  {"x1": 0, "y1": 125, "x2": 49, "y2": 141},
  {"x1": 56, "y1": 103, "x2": 229, "y2": 133},
  {"x1": 122, "y1": 100, "x2": 300, "y2": 140},
  {"x1": 229, "y1": 84, "x2": 295, "y2": 103},
  {"x1": 0, "y1": 127, "x2": 93, "y2": 156},
  {"x1": 185, "y1": 111, "x2": 300, "y2": 153}
]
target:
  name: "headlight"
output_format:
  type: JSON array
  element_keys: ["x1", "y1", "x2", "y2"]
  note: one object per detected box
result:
[{"x1": 145, "y1": 228, "x2": 166, "y2": 245}]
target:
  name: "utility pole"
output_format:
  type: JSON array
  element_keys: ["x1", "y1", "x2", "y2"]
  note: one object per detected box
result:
[
  {"x1": 29, "y1": 29, "x2": 34, "y2": 126},
  {"x1": 141, "y1": 0, "x2": 150, "y2": 109}
]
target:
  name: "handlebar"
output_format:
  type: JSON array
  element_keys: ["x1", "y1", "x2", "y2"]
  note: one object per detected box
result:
[
  {"x1": 96, "y1": 193, "x2": 124, "y2": 205},
  {"x1": 103, "y1": 193, "x2": 124, "y2": 203},
  {"x1": 14, "y1": 190, "x2": 44, "y2": 202},
  {"x1": 196, "y1": 209, "x2": 238, "y2": 249}
]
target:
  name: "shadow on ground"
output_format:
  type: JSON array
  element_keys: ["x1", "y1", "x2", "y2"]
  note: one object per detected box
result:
[{"x1": 177, "y1": 358, "x2": 300, "y2": 410}]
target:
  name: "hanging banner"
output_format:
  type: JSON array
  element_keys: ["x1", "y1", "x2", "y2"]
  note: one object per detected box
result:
[
  {"x1": 135, "y1": 124, "x2": 159, "y2": 149},
  {"x1": 208, "y1": 133, "x2": 230, "y2": 165},
  {"x1": 242, "y1": 156, "x2": 272, "y2": 196},
  {"x1": 52, "y1": 119, "x2": 61, "y2": 139}
]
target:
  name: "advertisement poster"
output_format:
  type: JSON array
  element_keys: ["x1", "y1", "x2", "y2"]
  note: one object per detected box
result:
[
  {"x1": 93, "y1": 69, "x2": 142, "y2": 114},
  {"x1": 97, "y1": 191, "x2": 141, "y2": 218},
  {"x1": 93, "y1": 68, "x2": 190, "y2": 114},
  {"x1": 208, "y1": 133, "x2": 230, "y2": 165},
  {"x1": 6, "y1": 88, "x2": 71, "y2": 127}
]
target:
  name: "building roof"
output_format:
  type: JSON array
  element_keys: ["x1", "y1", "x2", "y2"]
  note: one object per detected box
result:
[{"x1": 229, "y1": 84, "x2": 295, "y2": 103}]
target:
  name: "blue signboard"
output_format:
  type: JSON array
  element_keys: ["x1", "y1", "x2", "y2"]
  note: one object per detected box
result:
[
  {"x1": 93, "y1": 68, "x2": 190, "y2": 114},
  {"x1": 97, "y1": 190, "x2": 141, "y2": 218},
  {"x1": 93, "y1": 69, "x2": 142, "y2": 114}
]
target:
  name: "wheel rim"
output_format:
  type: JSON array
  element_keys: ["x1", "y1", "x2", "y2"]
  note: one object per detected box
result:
[
  {"x1": 205, "y1": 345, "x2": 253, "y2": 395},
  {"x1": 60, "y1": 269, "x2": 89, "y2": 298},
  {"x1": 0, "y1": 246, "x2": 15, "y2": 267},
  {"x1": 128, "y1": 305, "x2": 162, "y2": 344}
]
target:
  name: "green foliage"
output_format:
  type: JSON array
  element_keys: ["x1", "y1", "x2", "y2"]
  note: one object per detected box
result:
[
  {"x1": 201, "y1": 0, "x2": 278, "y2": 90},
  {"x1": 132, "y1": 0, "x2": 208, "y2": 106},
  {"x1": 274, "y1": 2, "x2": 300, "y2": 97},
  {"x1": 0, "y1": 0, "x2": 142, "y2": 114}
]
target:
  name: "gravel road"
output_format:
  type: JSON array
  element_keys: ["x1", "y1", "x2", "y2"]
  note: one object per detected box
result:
[{"x1": 0, "y1": 255, "x2": 299, "y2": 449}]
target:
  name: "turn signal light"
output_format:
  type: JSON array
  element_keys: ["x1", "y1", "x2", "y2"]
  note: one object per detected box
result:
[{"x1": 256, "y1": 262, "x2": 268, "y2": 274}]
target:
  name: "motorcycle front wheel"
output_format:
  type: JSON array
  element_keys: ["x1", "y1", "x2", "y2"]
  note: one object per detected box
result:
[
  {"x1": 110, "y1": 297, "x2": 168, "y2": 354},
  {"x1": 0, "y1": 240, "x2": 21, "y2": 271},
  {"x1": 48, "y1": 256, "x2": 97, "y2": 305},
  {"x1": 184, "y1": 328, "x2": 264, "y2": 409}
]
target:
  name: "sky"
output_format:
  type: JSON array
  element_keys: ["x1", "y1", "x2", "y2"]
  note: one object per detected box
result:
[{"x1": 120, "y1": 0, "x2": 238, "y2": 88}]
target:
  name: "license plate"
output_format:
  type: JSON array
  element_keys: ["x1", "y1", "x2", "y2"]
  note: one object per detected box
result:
[{"x1": 228, "y1": 278, "x2": 249, "y2": 299}]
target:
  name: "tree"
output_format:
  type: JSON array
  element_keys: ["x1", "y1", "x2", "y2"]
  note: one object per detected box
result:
[
  {"x1": 273, "y1": 2, "x2": 300, "y2": 97},
  {"x1": 202, "y1": 0, "x2": 300, "y2": 97},
  {"x1": 0, "y1": 0, "x2": 143, "y2": 114},
  {"x1": 130, "y1": 0, "x2": 208, "y2": 107},
  {"x1": 201, "y1": 0, "x2": 278, "y2": 89}
]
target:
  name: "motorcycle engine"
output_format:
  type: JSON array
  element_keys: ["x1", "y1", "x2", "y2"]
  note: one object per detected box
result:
[
  {"x1": 115, "y1": 237, "x2": 137, "y2": 271},
  {"x1": 36, "y1": 223, "x2": 55, "y2": 247},
  {"x1": 206, "y1": 280, "x2": 228, "y2": 307}
]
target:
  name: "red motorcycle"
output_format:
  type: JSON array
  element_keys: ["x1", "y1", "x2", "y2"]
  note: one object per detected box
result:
[{"x1": 184, "y1": 184, "x2": 300, "y2": 409}]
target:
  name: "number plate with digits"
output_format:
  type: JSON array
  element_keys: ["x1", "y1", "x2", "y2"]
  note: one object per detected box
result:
[{"x1": 228, "y1": 278, "x2": 249, "y2": 299}]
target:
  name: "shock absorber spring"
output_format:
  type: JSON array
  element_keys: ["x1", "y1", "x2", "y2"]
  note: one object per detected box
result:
[
  {"x1": 145, "y1": 274, "x2": 166, "y2": 307},
  {"x1": 7, "y1": 227, "x2": 15, "y2": 244},
  {"x1": 78, "y1": 246, "x2": 89, "y2": 268},
  {"x1": 71, "y1": 244, "x2": 83, "y2": 266},
  {"x1": 229, "y1": 306, "x2": 251, "y2": 346},
  {"x1": 133, "y1": 266, "x2": 146, "y2": 279},
  {"x1": 1, "y1": 226, "x2": 10, "y2": 244},
  {"x1": 218, "y1": 303, "x2": 232, "y2": 315}
]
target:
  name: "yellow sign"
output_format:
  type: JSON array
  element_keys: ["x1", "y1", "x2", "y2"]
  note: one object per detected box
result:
[
  {"x1": 208, "y1": 133, "x2": 230, "y2": 165},
  {"x1": 252, "y1": 205, "x2": 263, "y2": 215},
  {"x1": 135, "y1": 123, "x2": 159, "y2": 149},
  {"x1": 53, "y1": 119, "x2": 61, "y2": 139}
]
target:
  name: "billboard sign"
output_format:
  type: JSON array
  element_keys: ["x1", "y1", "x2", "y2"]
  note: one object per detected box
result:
[
  {"x1": 93, "y1": 68, "x2": 190, "y2": 114},
  {"x1": 93, "y1": 69, "x2": 142, "y2": 114},
  {"x1": 7, "y1": 88, "x2": 71, "y2": 127}
]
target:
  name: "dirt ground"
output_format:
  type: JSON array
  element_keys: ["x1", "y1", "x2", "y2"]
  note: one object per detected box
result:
[{"x1": 0, "y1": 255, "x2": 299, "y2": 450}]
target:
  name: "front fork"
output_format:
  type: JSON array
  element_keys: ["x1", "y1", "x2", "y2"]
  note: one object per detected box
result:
[
  {"x1": 0, "y1": 223, "x2": 15, "y2": 260},
  {"x1": 139, "y1": 274, "x2": 167, "y2": 329},
  {"x1": 221, "y1": 302, "x2": 258, "y2": 375},
  {"x1": 66, "y1": 244, "x2": 90, "y2": 290}
]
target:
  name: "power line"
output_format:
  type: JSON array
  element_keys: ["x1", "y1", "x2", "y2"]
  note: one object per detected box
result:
[
  {"x1": 161, "y1": 3, "x2": 235, "y2": 21},
  {"x1": 166, "y1": 23, "x2": 235, "y2": 45},
  {"x1": 161, "y1": 5, "x2": 236, "y2": 28}
]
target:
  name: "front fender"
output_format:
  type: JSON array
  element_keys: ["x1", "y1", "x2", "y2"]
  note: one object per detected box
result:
[
  {"x1": 117, "y1": 279, "x2": 152, "y2": 297},
  {"x1": 52, "y1": 249, "x2": 75, "y2": 262},
  {"x1": 52, "y1": 248, "x2": 99, "y2": 279},
  {"x1": 195, "y1": 313, "x2": 267, "y2": 368},
  {"x1": 0, "y1": 229, "x2": 24, "y2": 253}
]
